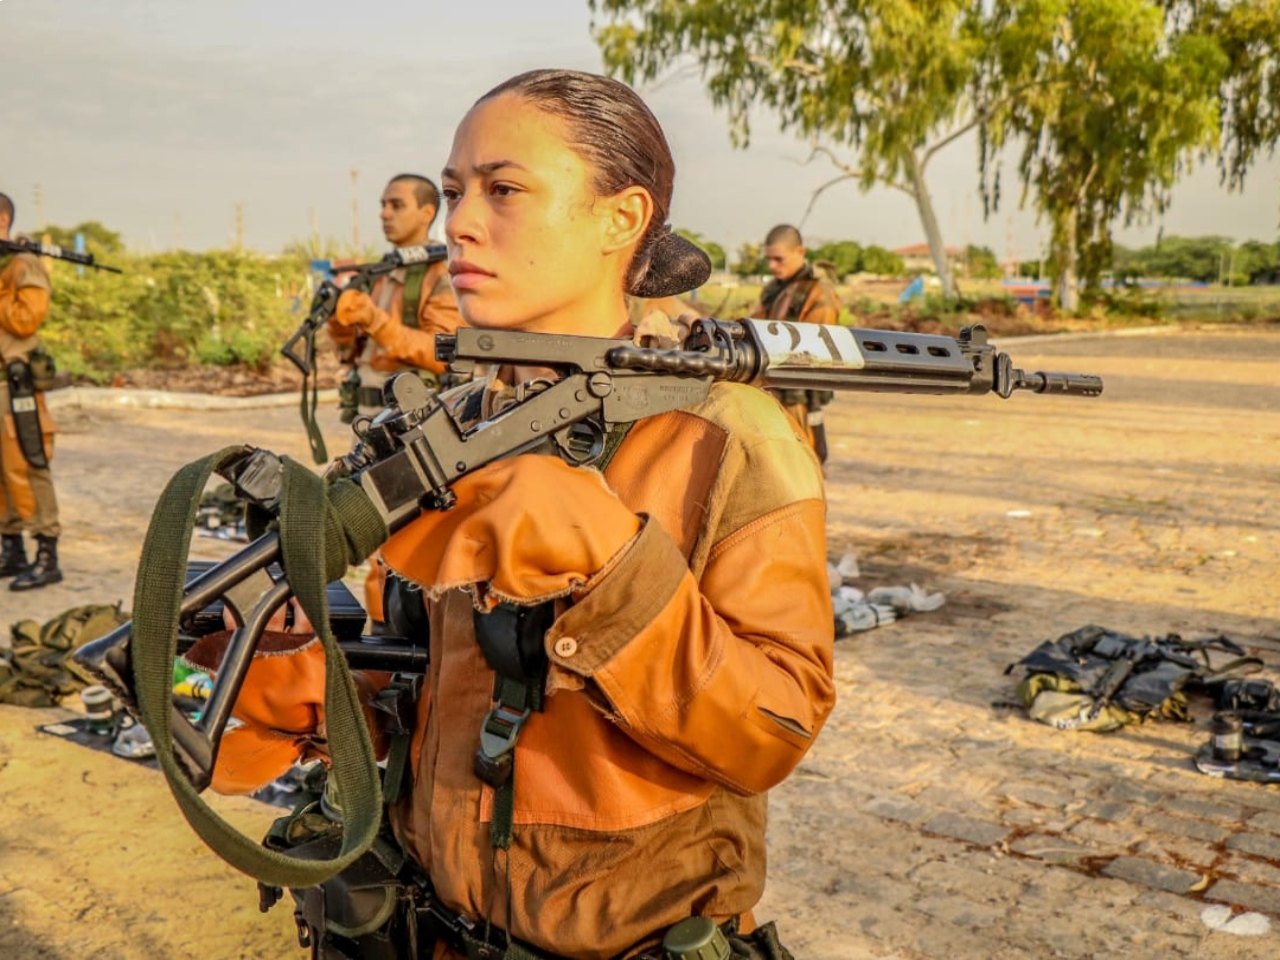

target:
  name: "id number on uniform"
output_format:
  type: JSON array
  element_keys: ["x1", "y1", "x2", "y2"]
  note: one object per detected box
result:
[{"x1": 742, "y1": 319, "x2": 866, "y2": 370}]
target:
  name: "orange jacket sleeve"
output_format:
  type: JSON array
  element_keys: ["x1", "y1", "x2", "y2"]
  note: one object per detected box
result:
[
  {"x1": 0, "y1": 258, "x2": 51, "y2": 339},
  {"x1": 800, "y1": 281, "x2": 841, "y2": 325},
  {"x1": 364, "y1": 266, "x2": 463, "y2": 375},
  {"x1": 544, "y1": 451, "x2": 834, "y2": 797}
]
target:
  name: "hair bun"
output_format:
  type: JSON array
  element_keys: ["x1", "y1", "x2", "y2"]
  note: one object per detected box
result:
[{"x1": 628, "y1": 228, "x2": 712, "y2": 298}]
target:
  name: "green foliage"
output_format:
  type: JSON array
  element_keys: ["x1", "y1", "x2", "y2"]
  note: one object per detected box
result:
[
  {"x1": 732, "y1": 241, "x2": 764, "y2": 277},
  {"x1": 809, "y1": 241, "x2": 863, "y2": 278},
  {"x1": 964, "y1": 244, "x2": 1002, "y2": 280},
  {"x1": 39, "y1": 222, "x2": 124, "y2": 257},
  {"x1": 1111, "y1": 234, "x2": 1280, "y2": 284},
  {"x1": 674, "y1": 228, "x2": 727, "y2": 270},
  {"x1": 39, "y1": 250, "x2": 311, "y2": 378},
  {"x1": 860, "y1": 245, "x2": 905, "y2": 277}
]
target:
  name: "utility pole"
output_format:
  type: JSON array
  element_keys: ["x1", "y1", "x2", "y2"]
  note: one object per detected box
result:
[
  {"x1": 350, "y1": 168, "x2": 360, "y2": 251},
  {"x1": 234, "y1": 202, "x2": 245, "y2": 250},
  {"x1": 33, "y1": 183, "x2": 46, "y2": 230}
]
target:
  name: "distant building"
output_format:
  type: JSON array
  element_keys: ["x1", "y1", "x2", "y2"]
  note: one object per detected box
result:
[{"x1": 893, "y1": 242, "x2": 966, "y2": 276}]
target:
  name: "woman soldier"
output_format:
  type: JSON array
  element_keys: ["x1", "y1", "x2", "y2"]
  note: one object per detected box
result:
[{"x1": 193, "y1": 69, "x2": 835, "y2": 959}]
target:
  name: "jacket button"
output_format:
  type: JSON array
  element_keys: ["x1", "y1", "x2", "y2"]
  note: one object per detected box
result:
[{"x1": 553, "y1": 636, "x2": 578, "y2": 658}]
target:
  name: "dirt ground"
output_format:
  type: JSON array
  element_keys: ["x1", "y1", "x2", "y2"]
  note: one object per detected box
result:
[{"x1": 1, "y1": 326, "x2": 1278, "y2": 959}]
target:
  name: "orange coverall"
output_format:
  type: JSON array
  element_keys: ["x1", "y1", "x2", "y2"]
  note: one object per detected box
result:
[{"x1": 191, "y1": 368, "x2": 835, "y2": 958}]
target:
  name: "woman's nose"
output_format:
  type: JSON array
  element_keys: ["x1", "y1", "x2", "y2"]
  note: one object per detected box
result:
[{"x1": 445, "y1": 190, "x2": 483, "y2": 246}]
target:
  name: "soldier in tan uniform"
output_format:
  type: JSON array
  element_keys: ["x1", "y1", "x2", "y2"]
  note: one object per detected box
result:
[
  {"x1": 328, "y1": 174, "x2": 464, "y2": 622},
  {"x1": 751, "y1": 224, "x2": 842, "y2": 464},
  {"x1": 0, "y1": 191, "x2": 62, "y2": 591},
  {"x1": 329, "y1": 173, "x2": 463, "y2": 418}
]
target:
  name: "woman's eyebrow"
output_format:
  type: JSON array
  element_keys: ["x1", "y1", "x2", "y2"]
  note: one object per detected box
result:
[{"x1": 441, "y1": 160, "x2": 529, "y2": 179}]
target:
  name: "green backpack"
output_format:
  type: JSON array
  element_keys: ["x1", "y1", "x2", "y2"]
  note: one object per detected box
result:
[{"x1": 0, "y1": 603, "x2": 130, "y2": 707}]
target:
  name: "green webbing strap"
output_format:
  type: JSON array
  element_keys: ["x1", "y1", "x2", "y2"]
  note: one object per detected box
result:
[
  {"x1": 132, "y1": 446, "x2": 389, "y2": 888},
  {"x1": 300, "y1": 330, "x2": 328, "y2": 465},
  {"x1": 401, "y1": 262, "x2": 428, "y2": 330}
]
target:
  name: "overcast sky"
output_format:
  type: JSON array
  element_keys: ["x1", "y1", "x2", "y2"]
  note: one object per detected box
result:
[{"x1": 3, "y1": 0, "x2": 1277, "y2": 261}]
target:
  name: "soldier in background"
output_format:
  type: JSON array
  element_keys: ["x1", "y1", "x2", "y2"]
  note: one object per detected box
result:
[
  {"x1": 751, "y1": 223, "x2": 841, "y2": 465},
  {"x1": 328, "y1": 174, "x2": 465, "y2": 624},
  {"x1": 0, "y1": 191, "x2": 62, "y2": 590},
  {"x1": 328, "y1": 173, "x2": 463, "y2": 418}
]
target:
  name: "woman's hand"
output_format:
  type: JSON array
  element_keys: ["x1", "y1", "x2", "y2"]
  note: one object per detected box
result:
[{"x1": 380, "y1": 454, "x2": 642, "y2": 608}]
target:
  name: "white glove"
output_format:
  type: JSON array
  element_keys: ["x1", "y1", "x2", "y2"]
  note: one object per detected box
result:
[{"x1": 867, "y1": 583, "x2": 945, "y2": 617}]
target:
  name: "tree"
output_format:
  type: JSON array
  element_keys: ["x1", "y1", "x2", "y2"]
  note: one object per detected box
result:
[
  {"x1": 964, "y1": 244, "x2": 1002, "y2": 280},
  {"x1": 590, "y1": 0, "x2": 1016, "y2": 298},
  {"x1": 732, "y1": 241, "x2": 764, "y2": 277},
  {"x1": 860, "y1": 245, "x2": 904, "y2": 277},
  {"x1": 980, "y1": 0, "x2": 1280, "y2": 311},
  {"x1": 809, "y1": 240, "x2": 863, "y2": 278},
  {"x1": 675, "y1": 228, "x2": 727, "y2": 270}
]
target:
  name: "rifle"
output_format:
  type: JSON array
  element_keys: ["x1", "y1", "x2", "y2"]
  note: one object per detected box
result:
[
  {"x1": 78, "y1": 318, "x2": 1101, "y2": 795},
  {"x1": 280, "y1": 244, "x2": 447, "y2": 464},
  {"x1": 0, "y1": 237, "x2": 123, "y2": 273}
]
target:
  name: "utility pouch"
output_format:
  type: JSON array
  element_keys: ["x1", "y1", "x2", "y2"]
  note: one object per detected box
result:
[
  {"x1": 260, "y1": 792, "x2": 426, "y2": 960},
  {"x1": 6, "y1": 359, "x2": 49, "y2": 469},
  {"x1": 338, "y1": 368, "x2": 361, "y2": 424},
  {"x1": 28, "y1": 346, "x2": 57, "y2": 392}
]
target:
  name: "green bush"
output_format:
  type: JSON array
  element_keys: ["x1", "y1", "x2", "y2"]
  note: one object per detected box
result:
[{"x1": 40, "y1": 250, "x2": 312, "y2": 377}]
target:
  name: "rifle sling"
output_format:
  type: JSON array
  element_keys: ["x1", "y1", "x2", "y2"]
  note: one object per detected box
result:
[{"x1": 131, "y1": 446, "x2": 389, "y2": 888}]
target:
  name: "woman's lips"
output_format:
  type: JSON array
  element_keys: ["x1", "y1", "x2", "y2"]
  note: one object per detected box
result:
[{"x1": 449, "y1": 260, "x2": 494, "y2": 291}]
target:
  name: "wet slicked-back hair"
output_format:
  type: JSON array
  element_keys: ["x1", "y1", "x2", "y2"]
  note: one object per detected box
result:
[
  {"x1": 0, "y1": 192, "x2": 14, "y2": 227},
  {"x1": 477, "y1": 69, "x2": 709, "y2": 298},
  {"x1": 388, "y1": 174, "x2": 441, "y2": 218},
  {"x1": 765, "y1": 224, "x2": 803, "y2": 248}
]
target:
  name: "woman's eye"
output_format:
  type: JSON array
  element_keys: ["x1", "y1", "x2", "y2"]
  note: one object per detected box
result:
[
  {"x1": 441, "y1": 187, "x2": 461, "y2": 204},
  {"x1": 490, "y1": 182, "x2": 520, "y2": 198}
]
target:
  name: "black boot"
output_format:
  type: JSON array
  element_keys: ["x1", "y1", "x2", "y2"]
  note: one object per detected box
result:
[
  {"x1": 10, "y1": 534, "x2": 62, "y2": 591},
  {"x1": 0, "y1": 534, "x2": 27, "y2": 577}
]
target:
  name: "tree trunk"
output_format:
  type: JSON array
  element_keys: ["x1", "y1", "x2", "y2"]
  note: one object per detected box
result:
[
  {"x1": 907, "y1": 151, "x2": 957, "y2": 298},
  {"x1": 1055, "y1": 207, "x2": 1080, "y2": 313}
]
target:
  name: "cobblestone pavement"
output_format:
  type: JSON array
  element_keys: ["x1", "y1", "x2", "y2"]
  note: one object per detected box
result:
[
  {"x1": 0, "y1": 326, "x2": 1277, "y2": 958},
  {"x1": 759, "y1": 327, "x2": 1280, "y2": 958}
]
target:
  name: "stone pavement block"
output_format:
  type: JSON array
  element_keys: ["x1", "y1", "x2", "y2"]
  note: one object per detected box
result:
[
  {"x1": 1219, "y1": 852, "x2": 1280, "y2": 887},
  {"x1": 1079, "y1": 799, "x2": 1132, "y2": 823},
  {"x1": 1247, "y1": 809, "x2": 1280, "y2": 835},
  {"x1": 1143, "y1": 811, "x2": 1233, "y2": 844},
  {"x1": 863, "y1": 794, "x2": 929, "y2": 825},
  {"x1": 911, "y1": 892, "x2": 1008, "y2": 928},
  {"x1": 1135, "y1": 836, "x2": 1221, "y2": 870},
  {"x1": 1134, "y1": 888, "x2": 1212, "y2": 922},
  {"x1": 1104, "y1": 781, "x2": 1167, "y2": 805},
  {"x1": 1002, "y1": 807, "x2": 1077, "y2": 833},
  {"x1": 1009, "y1": 833, "x2": 1097, "y2": 865},
  {"x1": 923, "y1": 812, "x2": 1011, "y2": 847},
  {"x1": 1102, "y1": 856, "x2": 1202, "y2": 894},
  {"x1": 1227, "y1": 831, "x2": 1280, "y2": 860},
  {"x1": 997, "y1": 781, "x2": 1072, "y2": 809},
  {"x1": 909, "y1": 858, "x2": 1024, "y2": 903},
  {"x1": 1206, "y1": 879, "x2": 1280, "y2": 916},
  {"x1": 1068, "y1": 818, "x2": 1139, "y2": 852},
  {"x1": 1163, "y1": 795, "x2": 1249, "y2": 824}
]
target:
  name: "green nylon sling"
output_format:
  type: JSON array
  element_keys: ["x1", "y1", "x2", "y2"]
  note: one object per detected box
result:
[
  {"x1": 131, "y1": 445, "x2": 389, "y2": 888},
  {"x1": 400, "y1": 261, "x2": 428, "y2": 330}
]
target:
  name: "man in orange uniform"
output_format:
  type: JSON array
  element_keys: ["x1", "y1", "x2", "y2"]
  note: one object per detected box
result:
[
  {"x1": 329, "y1": 174, "x2": 464, "y2": 621},
  {"x1": 751, "y1": 224, "x2": 842, "y2": 464},
  {"x1": 0, "y1": 191, "x2": 62, "y2": 590},
  {"x1": 329, "y1": 173, "x2": 463, "y2": 418}
]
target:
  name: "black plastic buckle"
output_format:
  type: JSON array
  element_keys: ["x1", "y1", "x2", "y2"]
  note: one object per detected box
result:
[{"x1": 472, "y1": 703, "x2": 530, "y2": 787}]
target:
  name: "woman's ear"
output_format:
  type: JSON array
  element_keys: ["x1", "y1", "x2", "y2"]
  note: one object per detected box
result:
[{"x1": 601, "y1": 185, "x2": 653, "y2": 254}]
